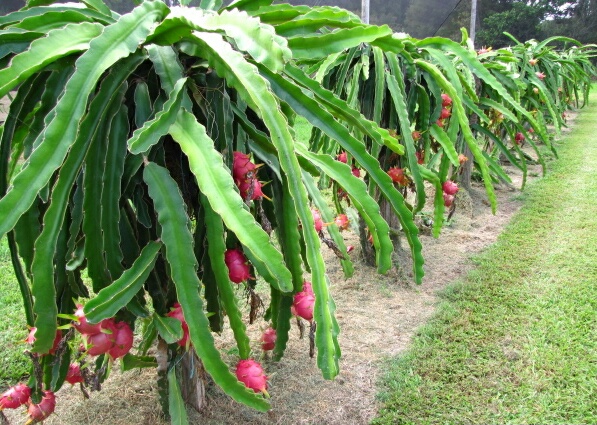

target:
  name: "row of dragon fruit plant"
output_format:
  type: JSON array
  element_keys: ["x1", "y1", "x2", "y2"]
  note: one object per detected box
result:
[{"x1": 0, "y1": 0, "x2": 595, "y2": 423}]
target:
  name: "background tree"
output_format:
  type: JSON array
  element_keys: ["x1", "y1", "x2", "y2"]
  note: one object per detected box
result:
[
  {"x1": 0, "y1": 0, "x2": 22, "y2": 14},
  {"x1": 477, "y1": 2, "x2": 544, "y2": 47},
  {"x1": 541, "y1": 0, "x2": 597, "y2": 44}
]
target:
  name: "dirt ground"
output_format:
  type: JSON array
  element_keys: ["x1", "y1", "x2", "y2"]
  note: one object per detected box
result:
[{"x1": 1, "y1": 95, "x2": 575, "y2": 424}]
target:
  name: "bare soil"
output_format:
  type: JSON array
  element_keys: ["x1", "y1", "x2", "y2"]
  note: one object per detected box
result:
[{"x1": 2, "y1": 97, "x2": 576, "y2": 425}]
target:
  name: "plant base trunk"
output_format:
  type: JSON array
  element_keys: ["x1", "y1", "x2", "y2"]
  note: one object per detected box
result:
[
  {"x1": 156, "y1": 339, "x2": 207, "y2": 419},
  {"x1": 360, "y1": 197, "x2": 403, "y2": 267},
  {"x1": 178, "y1": 349, "x2": 207, "y2": 413}
]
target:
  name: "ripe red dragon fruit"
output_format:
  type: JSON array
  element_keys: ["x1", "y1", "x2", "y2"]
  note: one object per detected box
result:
[
  {"x1": 442, "y1": 180, "x2": 459, "y2": 196},
  {"x1": 25, "y1": 390, "x2": 55, "y2": 424},
  {"x1": 225, "y1": 248, "x2": 252, "y2": 283},
  {"x1": 235, "y1": 359, "x2": 268, "y2": 395},
  {"x1": 0, "y1": 383, "x2": 31, "y2": 410},
  {"x1": 261, "y1": 327, "x2": 277, "y2": 351},
  {"x1": 73, "y1": 304, "x2": 102, "y2": 335},
  {"x1": 416, "y1": 151, "x2": 425, "y2": 164},
  {"x1": 351, "y1": 167, "x2": 361, "y2": 178},
  {"x1": 411, "y1": 130, "x2": 422, "y2": 141},
  {"x1": 232, "y1": 151, "x2": 257, "y2": 180},
  {"x1": 167, "y1": 303, "x2": 190, "y2": 348},
  {"x1": 387, "y1": 167, "x2": 407, "y2": 185},
  {"x1": 292, "y1": 281, "x2": 315, "y2": 321},
  {"x1": 311, "y1": 208, "x2": 324, "y2": 232},
  {"x1": 515, "y1": 132, "x2": 525, "y2": 144},
  {"x1": 238, "y1": 177, "x2": 265, "y2": 201},
  {"x1": 436, "y1": 119, "x2": 444, "y2": 128},
  {"x1": 440, "y1": 108, "x2": 451, "y2": 120},
  {"x1": 443, "y1": 193, "x2": 455, "y2": 207},
  {"x1": 441, "y1": 93, "x2": 452, "y2": 107},
  {"x1": 108, "y1": 321, "x2": 134, "y2": 359},
  {"x1": 25, "y1": 328, "x2": 62, "y2": 355},
  {"x1": 84, "y1": 318, "x2": 116, "y2": 356},
  {"x1": 336, "y1": 151, "x2": 347, "y2": 163},
  {"x1": 65, "y1": 364, "x2": 84, "y2": 385},
  {"x1": 334, "y1": 214, "x2": 349, "y2": 231}
]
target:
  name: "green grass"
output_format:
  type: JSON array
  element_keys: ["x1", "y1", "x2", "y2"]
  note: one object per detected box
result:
[
  {"x1": 373, "y1": 95, "x2": 597, "y2": 423},
  {"x1": 0, "y1": 238, "x2": 30, "y2": 389}
]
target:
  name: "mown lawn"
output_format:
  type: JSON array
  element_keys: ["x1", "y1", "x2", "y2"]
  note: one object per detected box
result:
[
  {"x1": 0, "y1": 237, "x2": 30, "y2": 389},
  {"x1": 374, "y1": 92, "x2": 597, "y2": 424}
]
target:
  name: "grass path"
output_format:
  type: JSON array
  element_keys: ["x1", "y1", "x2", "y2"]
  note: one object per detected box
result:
[{"x1": 374, "y1": 94, "x2": 597, "y2": 424}]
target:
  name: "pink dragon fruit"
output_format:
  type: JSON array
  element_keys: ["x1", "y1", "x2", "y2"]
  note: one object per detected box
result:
[
  {"x1": 235, "y1": 359, "x2": 268, "y2": 395},
  {"x1": 387, "y1": 167, "x2": 407, "y2": 185},
  {"x1": 292, "y1": 281, "x2": 315, "y2": 321},
  {"x1": 441, "y1": 93, "x2": 452, "y2": 107},
  {"x1": 334, "y1": 214, "x2": 350, "y2": 231},
  {"x1": 167, "y1": 303, "x2": 190, "y2": 348},
  {"x1": 232, "y1": 151, "x2": 257, "y2": 180},
  {"x1": 0, "y1": 383, "x2": 31, "y2": 410},
  {"x1": 25, "y1": 328, "x2": 62, "y2": 355},
  {"x1": 442, "y1": 180, "x2": 459, "y2": 196},
  {"x1": 237, "y1": 177, "x2": 265, "y2": 201},
  {"x1": 311, "y1": 208, "x2": 324, "y2": 232},
  {"x1": 443, "y1": 193, "x2": 455, "y2": 207},
  {"x1": 261, "y1": 328, "x2": 277, "y2": 351},
  {"x1": 65, "y1": 364, "x2": 84, "y2": 385},
  {"x1": 224, "y1": 248, "x2": 252, "y2": 283},
  {"x1": 25, "y1": 391, "x2": 55, "y2": 424},
  {"x1": 108, "y1": 321, "x2": 134, "y2": 359},
  {"x1": 73, "y1": 304, "x2": 102, "y2": 335},
  {"x1": 84, "y1": 318, "x2": 116, "y2": 356}
]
